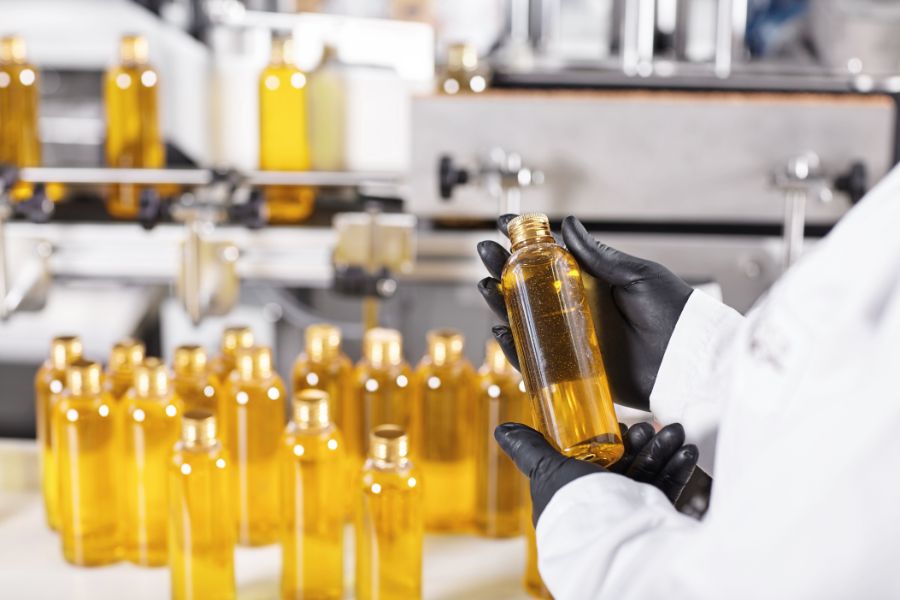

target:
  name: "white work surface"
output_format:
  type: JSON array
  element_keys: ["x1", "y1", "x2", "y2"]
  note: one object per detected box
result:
[{"x1": 0, "y1": 441, "x2": 531, "y2": 600}]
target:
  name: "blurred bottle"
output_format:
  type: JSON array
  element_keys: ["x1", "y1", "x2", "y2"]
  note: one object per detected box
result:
[
  {"x1": 104, "y1": 34, "x2": 165, "y2": 219},
  {"x1": 354, "y1": 328, "x2": 415, "y2": 459},
  {"x1": 356, "y1": 425, "x2": 423, "y2": 600},
  {"x1": 413, "y1": 329, "x2": 475, "y2": 532},
  {"x1": 474, "y1": 339, "x2": 530, "y2": 538},
  {"x1": 209, "y1": 326, "x2": 254, "y2": 388},
  {"x1": 169, "y1": 410, "x2": 235, "y2": 600},
  {"x1": 307, "y1": 45, "x2": 345, "y2": 171},
  {"x1": 55, "y1": 360, "x2": 120, "y2": 566},
  {"x1": 259, "y1": 33, "x2": 315, "y2": 224},
  {"x1": 390, "y1": 0, "x2": 434, "y2": 23},
  {"x1": 106, "y1": 338, "x2": 146, "y2": 401},
  {"x1": 525, "y1": 521, "x2": 553, "y2": 599},
  {"x1": 172, "y1": 344, "x2": 219, "y2": 414},
  {"x1": 34, "y1": 335, "x2": 82, "y2": 531},
  {"x1": 221, "y1": 346, "x2": 286, "y2": 545},
  {"x1": 280, "y1": 390, "x2": 345, "y2": 600},
  {"x1": 438, "y1": 43, "x2": 489, "y2": 96}
]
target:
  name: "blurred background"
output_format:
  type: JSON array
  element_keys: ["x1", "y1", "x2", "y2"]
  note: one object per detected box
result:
[{"x1": 0, "y1": 0, "x2": 897, "y2": 438}]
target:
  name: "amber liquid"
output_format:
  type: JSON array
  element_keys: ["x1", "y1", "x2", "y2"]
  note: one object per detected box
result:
[
  {"x1": 291, "y1": 354, "x2": 354, "y2": 458},
  {"x1": 502, "y1": 241, "x2": 623, "y2": 465},
  {"x1": 54, "y1": 392, "x2": 120, "y2": 565},
  {"x1": 174, "y1": 373, "x2": 219, "y2": 415},
  {"x1": 525, "y1": 523, "x2": 553, "y2": 599},
  {"x1": 221, "y1": 375, "x2": 286, "y2": 545},
  {"x1": 356, "y1": 459, "x2": 423, "y2": 600},
  {"x1": 107, "y1": 369, "x2": 137, "y2": 403},
  {"x1": 120, "y1": 392, "x2": 183, "y2": 565},
  {"x1": 280, "y1": 422, "x2": 345, "y2": 600},
  {"x1": 353, "y1": 364, "x2": 415, "y2": 459},
  {"x1": 169, "y1": 440, "x2": 235, "y2": 600},
  {"x1": 34, "y1": 363, "x2": 64, "y2": 530}
]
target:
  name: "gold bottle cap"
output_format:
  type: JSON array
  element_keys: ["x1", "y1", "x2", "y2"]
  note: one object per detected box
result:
[
  {"x1": 427, "y1": 329, "x2": 464, "y2": 366},
  {"x1": 134, "y1": 358, "x2": 170, "y2": 397},
  {"x1": 236, "y1": 346, "x2": 274, "y2": 380},
  {"x1": 119, "y1": 34, "x2": 149, "y2": 65},
  {"x1": 66, "y1": 359, "x2": 103, "y2": 396},
  {"x1": 173, "y1": 344, "x2": 207, "y2": 376},
  {"x1": 221, "y1": 326, "x2": 254, "y2": 357},
  {"x1": 508, "y1": 213, "x2": 554, "y2": 250},
  {"x1": 181, "y1": 409, "x2": 217, "y2": 446},
  {"x1": 370, "y1": 425, "x2": 408, "y2": 463},
  {"x1": 293, "y1": 389, "x2": 330, "y2": 428},
  {"x1": 270, "y1": 33, "x2": 294, "y2": 65},
  {"x1": 484, "y1": 339, "x2": 514, "y2": 374},
  {"x1": 0, "y1": 35, "x2": 27, "y2": 64},
  {"x1": 109, "y1": 338, "x2": 146, "y2": 373},
  {"x1": 447, "y1": 43, "x2": 478, "y2": 72},
  {"x1": 50, "y1": 335, "x2": 83, "y2": 371},
  {"x1": 305, "y1": 323, "x2": 341, "y2": 362},
  {"x1": 363, "y1": 328, "x2": 403, "y2": 368}
]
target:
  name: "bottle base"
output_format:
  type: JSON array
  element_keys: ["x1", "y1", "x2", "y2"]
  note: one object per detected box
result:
[{"x1": 562, "y1": 434, "x2": 624, "y2": 468}]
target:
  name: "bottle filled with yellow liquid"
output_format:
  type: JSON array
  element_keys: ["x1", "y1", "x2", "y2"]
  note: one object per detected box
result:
[
  {"x1": 354, "y1": 328, "x2": 415, "y2": 459},
  {"x1": 280, "y1": 390, "x2": 345, "y2": 600},
  {"x1": 501, "y1": 213, "x2": 623, "y2": 466},
  {"x1": 169, "y1": 410, "x2": 235, "y2": 600},
  {"x1": 35, "y1": 335, "x2": 82, "y2": 531},
  {"x1": 413, "y1": 329, "x2": 476, "y2": 532},
  {"x1": 356, "y1": 425, "x2": 423, "y2": 600},
  {"x1": 106, "y1": 338, "x2": 146, "y2": 401},
  {"x1": 222, "y1": 346, "x2": 286, "y2": 545},
  {"x1": 172, "y1": 345, "x2": 219, "y2": 414},
  {"x1": 121, "y1": 358, "x2": 182, "y2": 566},
  {"x1": 474, "y1": 339, "x2": 530, "y2": 537},
  {"x1": 438, "y1": 43, "x2": 488, "y2": 96},
  {"x1": 210, "y1": 326, "x2": 254, "y2": 388},
  {"x1": 525, "y1": 521, "x2": 553, "y2": 599},
  {"x1": 104, "y1": 34, "x2": 165, "y2": 219},
  {"x1": 55, "y1": 360, "x2": 120, "y2": 566},
  {"x1": 259, "y1": 33, "x2": 315, "y2": 224}
]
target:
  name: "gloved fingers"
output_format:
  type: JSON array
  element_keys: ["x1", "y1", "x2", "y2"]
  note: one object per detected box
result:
[
  {"x1": 652, "y1": 444, "x2": 699, "y2": 504},
  {"x1": 477, "y1": 240, "x2": 510, "y2": 280},
  {"x1": 562, "y1": 216, "x2": 651, "y2": 287},
  {"x1": 494, "y1": 422, "x2": 562, "y2": 479},
  {"x1": 490, "y1": 325, "x2": 520, "y2": 371},
  {"x1": 608, "y1": 422, "x2": 655, "y2": 475},
  {"x1": 497, "y1": 214, "x2": 518, "y2": 238},
  {"x1": 624, "y1": 423, "x2": 686, "y2": 483},
  {"x1": 477, "y1": 277, "x2": 510, "y2": 324}
]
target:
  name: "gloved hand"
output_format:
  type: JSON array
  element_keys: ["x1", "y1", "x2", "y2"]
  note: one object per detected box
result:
[
  {"x1": 477, "y1": 215, "x2": 693, "y2": 411},
  {"x1": 496, "y1": 421, "x2": 698, "y2": 524}
]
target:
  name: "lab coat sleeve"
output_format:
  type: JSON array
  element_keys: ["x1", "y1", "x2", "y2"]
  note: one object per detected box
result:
[{"x1": 649, "y1": 289, "x2": 744, "y2": 473}]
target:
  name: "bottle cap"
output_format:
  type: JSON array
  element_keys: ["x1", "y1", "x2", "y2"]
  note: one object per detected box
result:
[
  {"x1": 363, "y1": 328, "x2": 403, "y2": 368},
  {"x1": 447, "y1": 43, "x2": 478, "y2": 71},
  {"x1": 370, "y1": 425, "x2": 408, "y2": 463},
  {"x1": 109, "y1": 338, "x2": 146, "y2": 373},
  {"x1": 181, "y1": 409, "x2": 216, "y2": 446},
  {"x1": 50, "y1": 335, "x2": 83, "y2": 371},
  {"x1": 0, "y1": 36, "x2": 27, "y2": 63},
  {"x1": 484, "y1": 339, "x2": 514, "y2": 374},
  {"x1": 427, "y1": 329, "x2": 464, "y2": 366},
  {"x1": 134, "y1": 358, "x2": 170, "y2": 397},
  {"x1": 507, "y1": 213, "x2": 554, "y2": 250},
  {"x1": 221, "y1": 326, "x2": 254, "y2": 357},
  {"x1": 120, "y1": 34, "x2": 149, "y2": 65},
  {"x1": 293, "y1": 389, "x2": 330, "y2": 428},
  {"x1": 65, "y1": 359, "x2": 103, "y2": 396},
  {"x1": 270, "y1": 33, "x2": 294, "y2": 65},
  {"x1": 173, "y1": 345, "x2": 207, "y2": 376},
  {"x1": 305, "y1": 324, "x2": 341, "y2": 362},
  {"x1": 236, "y1": 346, "x2": 273, "y2": 380}
]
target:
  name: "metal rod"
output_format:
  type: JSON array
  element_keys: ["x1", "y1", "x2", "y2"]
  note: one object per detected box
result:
[
  {"x1": 183, "y1": 219, "x2": 204, "y2": 325},
  {"x1": 715, "y1": 0, "x2": 747, "y2": 78},
  {"x1": 244, "y1": 170, "x2": 402, "y2": 187},
  {"x1": 782, "y1": 189, "x2": 806, "y2": 270}
]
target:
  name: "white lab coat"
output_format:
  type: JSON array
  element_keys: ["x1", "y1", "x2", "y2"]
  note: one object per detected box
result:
[{"x1": 537, "y1": 164, "x2": 900, "y2": 600}]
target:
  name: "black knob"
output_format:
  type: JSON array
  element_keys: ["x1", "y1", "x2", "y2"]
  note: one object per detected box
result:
[
  {"x1": 332, "y1": 266, "x2": 396, "y2": 299},
  {"x1": 139, "y1": 187, "x2": 166, "y2": 230},
  {"x1": 834, "y1": 162, "x2": 867, "y2": 205},
  {"x1": 229, "y1": 188, "x2": 266, "y2": 229},
  {"x1": 439, "y1": 155, "x2": 469, "y2": 200},
  {"x1": 15, "y1": 184, "x2": 54, "y2": 223}
]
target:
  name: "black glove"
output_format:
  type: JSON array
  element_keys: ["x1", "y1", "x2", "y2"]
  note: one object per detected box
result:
[
  {"x1": 477, "y1": 215, "x2": 693, "y2": 411},
  {"x1": 496, "y1": 421, "x2": 698, "y2": 524}
]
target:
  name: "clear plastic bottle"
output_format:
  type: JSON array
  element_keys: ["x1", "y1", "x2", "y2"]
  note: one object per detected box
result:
[
  {"x1": 169, "y1": 410, "x2": 235, "y2": 600},
  {"x1": 356, "y1": 425, "x2": 423, "y2": 600},
  {"x1": 280, "y1": 390, "x2": 345, "y2": 600},
  {"x1": 525, "y1": 521, "x2": 553, "y2": 599},
  {"x1": 35, "y1": 335, "x2": 82, "y2": 531},
  {"x1": 222, "y1": 346, "x2": 286, "y2": 545},
  {"x1": 438, "y1": 43, "x2": 489, "y2": 96},
  {"x1": 55, "y1": 360, "x2": 120, "y2": 566},
  {"x1": 209, "y1": 326, "x2": 254, "y2": 388},
  {"x1": 173, "y1": 344, "x2": 219, "y2": 414},
  {"x1": 106, "y1": 338, "x2": 146, "y2": 402},
  {"x1": 413, "y1": 329, "x2": 476, "y2": 532},
  {"x1": 501, "y1": 213, "x2": 623, "y2": 466},
  {"x1": 121, "y1": 358, "x2": 183, "y2": 566},
  {"x1": 474, "y1": 339, "x2": 530, "y2": 537},
  {"x1": 353, "y1": 328, "x2": 415, "y2": 459}
]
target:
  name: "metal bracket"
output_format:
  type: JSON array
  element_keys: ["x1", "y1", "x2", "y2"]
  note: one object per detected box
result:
[
  {"x1": 439, "y1": 147, "x2": 544, "y2": 215},
  {"x1": 772, "y1": 152, "x2": 833, "y2": 270}
]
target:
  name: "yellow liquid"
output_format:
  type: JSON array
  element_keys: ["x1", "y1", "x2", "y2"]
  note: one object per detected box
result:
[
  {"x1": 525, "y1": 523, "x2": 553, "y2": 599},
  {"x1": 221, "y1": 375, "x2": 286, "y2": 545},
  {"x1": 209, "y1": 355, "x2": 235, "y2": 389},
  {"x1": 34, "y1": 363, "x2": 64, "y2": 530},
  {"x1": 414, "y1": 360, "x2": 476, "y2": 532},
  {"x1": 104, "y1": 63, "x2": 165, "y2": 219},
  {"x1": 502, "y1": 241, "x2": 623, "y2": 465},
  {"x1": 107, "y1": 369, "x2": 137, "y2": 403},
  {"x1": 169, "y1": 440, "x2": 235, "y2": 600},
  {"x1": 174, "y1": 373, "x2": 219, "y2": 415},
  {"x1": 54, "y1": 391, "x2": 120, "y2": 566},
  {"x1": 280, "y1": 422, "x2": 345, "y2": 600},
  {"x1": 291, "y1": 354, "x2": 354, "y2": 457},
  {"x1": 353, "y1": 363, "x2": 415, "y2": 459},
  {"x1": 259, "y1": 62, "x2": 315, "y2": 223},
  {"x1": 120, "y1": 392, "x2": 183, "y2": 566},
  {"x1": 474, "y1": 371, "x2": 530, "y2": 537},
  {"x1": 356, "y1": 459, "x2": 423, "y2": 600}
]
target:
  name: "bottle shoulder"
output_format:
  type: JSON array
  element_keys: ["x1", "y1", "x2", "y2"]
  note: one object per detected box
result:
[
  {"x1": 503, "y1": 241, "x2": 576, "y2": 275},
  {"x1": 282, "y1": 423, "x2": 345, "y2": 459},
  {"x1": 361, "y1": 459, "x2": 421, "y2": 491}
]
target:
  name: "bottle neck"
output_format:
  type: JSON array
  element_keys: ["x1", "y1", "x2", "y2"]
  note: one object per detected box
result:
[
  {"x1": 508, "y1": 214, "x2": 554, "y2": 252},
  {"x1": 427, "y1": 331, "x2": 464, "y2": 366}
]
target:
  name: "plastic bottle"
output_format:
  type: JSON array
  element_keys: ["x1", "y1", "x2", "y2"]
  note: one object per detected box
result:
[
  {"x1": 413, "y1": 329, "x2": 476, "y2": 532},
  {"x1": 106, "y1": 338, "x2": 146, "y2": 402},
  {"x1": 209, "y1": 326, "x2": 254, "y2": 388},
  {"x1": 438, "y1": 43, "x2": 489, "y2": 96},
  {"x1": 280, "y1": 389, "x2": 345, "y2": 600},
  {"x1": 55, "y1": 360, "x2": 120, "y2": 565},
  {"x1": 356, "y1": 425, "x2": 423, "y2": 600},
  {"x1": 172, "y1": 344, "x2": 219, "y2": 414},
  {"x1": 501, "y1": 213, "x2": 623, "y2": 466},
  {"x1": 169, "y1": 410, "x2": 235, "y2": 600},
  {"x1": 222, "y1": 346, "x2": 286, "y2": 545}
]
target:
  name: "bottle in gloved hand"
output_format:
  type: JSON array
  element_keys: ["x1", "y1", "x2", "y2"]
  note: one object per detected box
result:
[
  {"x1": 172, "y1": 345, "x2": 219, "y2": 414},
  {"x1": 210, "y1": 326, "x2": 254, "y2": 388},
  {"x1": 280, "y1": 390, "x2": 345, "y2": 600},
  {"x1": 106, "y1": 338, "x2": 146, "y2": 401},
  {"x1": 35, "y1": 335, "x2": 82, "y2": 531},
  {"x1": 356, "y1": 425, "x2": 423, "y2": 600},
  {"x1": 221, "y1": 346, "x2": 286, "y2": 545},
  {"x1": 55, "y1": 360, "x2": 120, "y2": 565},
  {"x1": 169, "y1": 410, "x2": 235, "y2": 600},
  {"x1": 121, "y1": 358, "x2": 182, "y2": 566},
  {"x1": 501, "y1": 213, "x2": 623, "y2": 465},
  {"x1": 413, "y1": 329, "x2": 475, "y2": 532}
]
